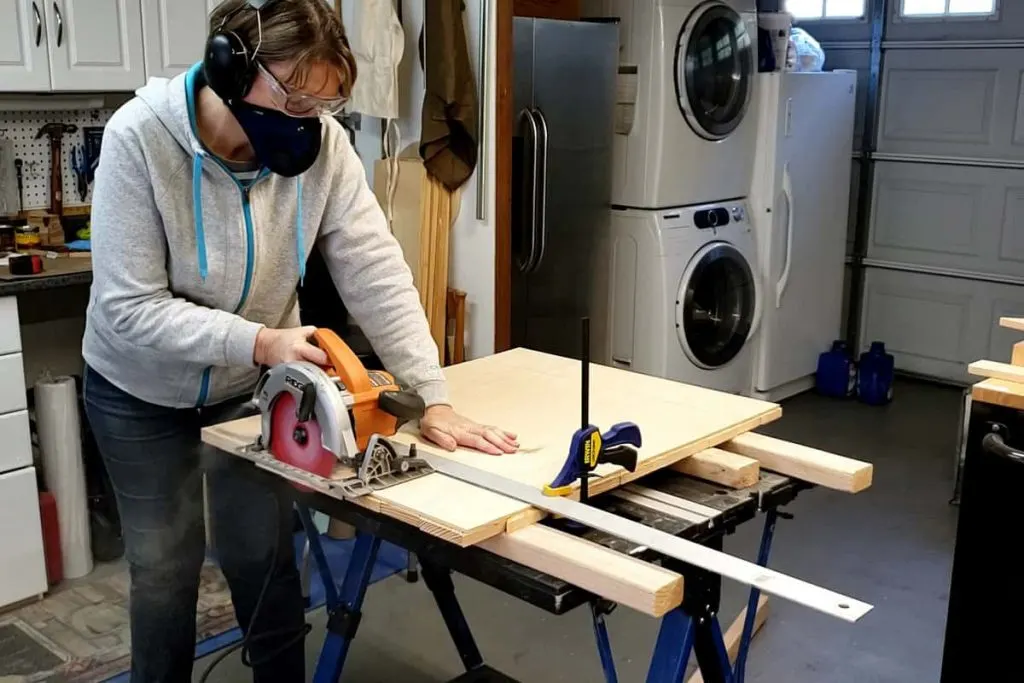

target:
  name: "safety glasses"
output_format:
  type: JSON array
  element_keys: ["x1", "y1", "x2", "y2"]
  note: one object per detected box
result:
[{"x1": 256, "y1": 61, "x2": 347, "y2": 117}]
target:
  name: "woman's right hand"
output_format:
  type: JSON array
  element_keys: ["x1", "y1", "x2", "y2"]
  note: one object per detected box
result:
[{"x1": 253, "y1": 326, "x2": 329, "y2": 367}]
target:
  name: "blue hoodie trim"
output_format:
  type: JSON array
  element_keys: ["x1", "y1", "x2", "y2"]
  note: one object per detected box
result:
[
  {"x1": 192, "y1": 153, "x2": 208, "y2": 281},
  {"x1": 182, "y1": 62, "x2": 307, "y2": 404}
]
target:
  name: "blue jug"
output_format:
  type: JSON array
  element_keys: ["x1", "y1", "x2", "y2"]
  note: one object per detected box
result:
[
  {"x1": 816, "y1": 340, "x2": 856, "y2": 398},
  {"x1": 857, "y1": 341, "x2": 895, "y2": 406}
]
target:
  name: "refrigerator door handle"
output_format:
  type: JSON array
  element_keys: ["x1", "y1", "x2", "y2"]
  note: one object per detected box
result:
[
  {"x1": 517, "y1": 107, "x2": 541, "y2": 273},
  {"x1": 531, "y1": 108, "x2": 550, "y2": 273},
  {"x1": 776, "y1": 162, "x2": 794, "y2": 308}
]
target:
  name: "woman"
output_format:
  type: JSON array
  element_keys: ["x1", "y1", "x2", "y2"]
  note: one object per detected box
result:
[{"x1": 82, "y1": 1, "x2": 516, "y2": 680}]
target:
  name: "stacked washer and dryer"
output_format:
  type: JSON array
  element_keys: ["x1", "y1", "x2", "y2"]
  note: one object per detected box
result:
[{"x1": 585, "y1": 0, "x2": 762, "y2": 394}]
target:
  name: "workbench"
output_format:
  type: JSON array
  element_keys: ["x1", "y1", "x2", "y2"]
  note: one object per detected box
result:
[
  {"x1": 207, "y1": 433, "x2": 806, "y2": 683},
  {"x1": 202, "y1": 348, "x2": 873, "y2": 681}
]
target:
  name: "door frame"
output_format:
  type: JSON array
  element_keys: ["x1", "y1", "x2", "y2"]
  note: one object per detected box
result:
[{"x1": 494, "y1": 0, "x2": 514, "y2": 352}]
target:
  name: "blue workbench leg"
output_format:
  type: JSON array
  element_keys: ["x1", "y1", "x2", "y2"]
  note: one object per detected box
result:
[
  {"x1": 295, "y1": 505, "x2": 382, "y2": 683},
  {"x1": 734, "y1": 509, "x2": 778, "y2": 683},
  {"x1": 590, "y1": 601, "x2": 619, "y2": 683},
  {"x1": 646, "y1": 607, "x2": 696, "y2": 683}
]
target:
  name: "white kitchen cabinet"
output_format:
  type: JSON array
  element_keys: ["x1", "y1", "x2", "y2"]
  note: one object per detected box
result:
[
  {"x1": 0, "y1": 467, "x2": 48, "y2": 610},
  {"x1": 0, "y1": 297, "x2": 21, "y2": 356},
  {"x1": 0, "y1": 0, "x2": 53, "y2": 91},
  {"x1": 0, "y1": 353, "x2": 28, "y2": 415},
  {"x1": 0, "y1": 411, "x2": 32, "y2": 472},
  {"x1": 45, "y1": 0, "x2": 146, "y2": 91},
  {"x1": 141, "y1": 0, "x2": 211, "y2": 80}
]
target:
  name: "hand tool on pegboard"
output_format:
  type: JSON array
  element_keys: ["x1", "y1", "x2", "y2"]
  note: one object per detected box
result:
[
  {"x1": 71, "y1": 145, "x2": 88, "y2": 203},
  {"x1": 34, "y1": 123, "x2": 78, "y2": 215},
  {"x1": 14, "y1": 159, "x2": 23, "y2": 213}
]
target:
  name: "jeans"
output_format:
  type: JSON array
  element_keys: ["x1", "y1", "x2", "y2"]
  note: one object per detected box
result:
[{"x1": 83, "y1": 365, "x2": 306, "y2": 683}]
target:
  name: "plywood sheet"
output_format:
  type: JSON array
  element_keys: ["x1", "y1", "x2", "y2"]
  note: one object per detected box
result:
[{"x1": 202, "y1": 348, "x2": 782, "y2": 546}]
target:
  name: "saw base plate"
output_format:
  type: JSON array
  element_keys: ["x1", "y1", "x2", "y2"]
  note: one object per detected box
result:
[{"x1": 237, "y1": 436, "x2": 435, "y2": 500}]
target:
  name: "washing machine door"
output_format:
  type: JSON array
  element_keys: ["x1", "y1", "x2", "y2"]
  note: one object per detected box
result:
[
  {"x1": 675, "y1": 2, "x2": 754, "y2": 141},
  {"x1": 675, "y1": 242, "x2": 756, "y2": 369}
]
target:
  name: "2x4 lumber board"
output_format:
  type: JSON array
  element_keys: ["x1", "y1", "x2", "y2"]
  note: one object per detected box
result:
[
  {"x1": 999, "y1": 317, "x2": 1024, "y2": 332},
  {"x1": 1013, "y1": 342, "x2": 1024, "y2": 367},
  {"x1": 723, "y1": 432, "x2": 873, "y2": 494},
  {"x1": 685, "y1": 595, "x2": 770, "y2": 683},
  {"x1": 203, "y1": 349, "x2": 783, "y2": 547},
  {"x1": 969, "y1": 359, "x2": 1024, "y2": 385},
  {"x1": 478, "y1": 524, "x2": 684, "y2": 617},
  {"x1": 671, "y1": 448, "x2": 760, "y2": 489},
  {"x1": 971, "y1": 378, "x2": 1024, "y2": 412}
]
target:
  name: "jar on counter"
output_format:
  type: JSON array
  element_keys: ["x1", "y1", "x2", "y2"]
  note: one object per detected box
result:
[
  {"x1": 15, "y1": 224, "x2": 40, "y2": 250},
  {"x1": 0, "y1": 223, "x2": 15, "y2": 252}
]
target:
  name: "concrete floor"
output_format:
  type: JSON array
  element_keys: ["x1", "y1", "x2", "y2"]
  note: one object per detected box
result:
[{"x1": 194, "y1": 378, "x2": 962, "y2": 682}]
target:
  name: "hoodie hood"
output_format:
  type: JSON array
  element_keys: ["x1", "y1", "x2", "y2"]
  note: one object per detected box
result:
[{"x1": 132, "y1": 63, "x2": 306, "y2": 285}]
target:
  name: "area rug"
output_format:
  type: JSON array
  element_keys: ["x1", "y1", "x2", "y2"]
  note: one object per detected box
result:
[{"x1": 0, "y1": 534, "x2": 409, "y2": 683}]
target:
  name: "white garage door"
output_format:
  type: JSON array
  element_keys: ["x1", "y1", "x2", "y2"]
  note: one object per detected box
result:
[{"x1": 788, "y1": 0, "x2": 1024, "y2": 384}]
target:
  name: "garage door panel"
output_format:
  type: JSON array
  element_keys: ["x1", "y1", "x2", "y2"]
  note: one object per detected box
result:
[
  {"x1": 867, "y1": 161, "x2": 1024, "y2": 277},
  {"x1": 848, "y1": 159, "x2": 860, "y2": 255},
  {"x1": 859, "y1": 268, "x2": 995, "y2": 382},
  {"x1": 878, "y1": 50, "x2": 1024, "y2": 160},
  {"x1": 1000, "y1": 186, "x2": 1024, "y2": 264},
  {"x1": 886, "y1": 3, "x2": 1024, "y2": 42}
]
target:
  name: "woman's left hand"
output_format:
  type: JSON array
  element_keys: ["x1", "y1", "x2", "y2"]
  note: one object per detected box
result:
[{"x1": 420, "y1": 405, "x2": 519, "y2": 455}]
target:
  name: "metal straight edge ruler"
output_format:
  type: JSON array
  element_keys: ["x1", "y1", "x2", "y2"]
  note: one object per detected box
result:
[{"x1": 419, "y1": 452, "x2": 873, "y2": 623}]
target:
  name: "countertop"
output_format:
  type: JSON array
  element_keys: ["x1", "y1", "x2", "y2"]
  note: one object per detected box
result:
[{"x1": 0, "y1": 256, "x2": 92, "y2": 297}]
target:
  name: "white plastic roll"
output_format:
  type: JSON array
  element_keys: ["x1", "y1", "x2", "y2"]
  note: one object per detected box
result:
[{"x1": 35, "y1": 375, "x2": 93, "y2": 579}]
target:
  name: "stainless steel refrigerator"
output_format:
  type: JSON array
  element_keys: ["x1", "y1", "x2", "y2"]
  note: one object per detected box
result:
[{"x1": 511, "y1": 17, "x2": 618, "y2": 360}]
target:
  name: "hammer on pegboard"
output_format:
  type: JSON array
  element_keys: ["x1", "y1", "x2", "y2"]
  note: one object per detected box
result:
[{"x1": 35, "y1": 122, "x2": 78, "y2": 216}]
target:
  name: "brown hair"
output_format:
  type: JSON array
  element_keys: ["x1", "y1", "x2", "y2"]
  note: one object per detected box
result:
[{"x1": 209, "y1": 0, "x2": 357, "y2": 98}]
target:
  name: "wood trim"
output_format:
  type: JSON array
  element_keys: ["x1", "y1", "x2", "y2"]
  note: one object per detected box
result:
[
  {"x1": 1013, "y1": 342, "x2": 1024, "y2": 367},
  {"x1": 513, "y1": 0, "x2": 581, "y2": 19},
  {"x1": 968, "y1": 359, "x2": 1024, "y2": 385},
  {"x1": 494, "y1": 0, "x2": 513, "y2": 352}
]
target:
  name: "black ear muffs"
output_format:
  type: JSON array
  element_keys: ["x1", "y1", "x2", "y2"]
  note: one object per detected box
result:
[{"x1": 204, "y1": 29, "x2": 255, "y2": 104}]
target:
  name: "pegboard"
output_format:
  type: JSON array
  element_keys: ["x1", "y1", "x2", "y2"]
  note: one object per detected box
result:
[{"x1": 0, "y1": 108, "x2": 116, "y2": 212}]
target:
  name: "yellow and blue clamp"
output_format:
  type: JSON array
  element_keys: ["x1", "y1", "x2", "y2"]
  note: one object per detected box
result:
[{"x1": 544, "y1": 422, "x2": 642, "y2": 497}]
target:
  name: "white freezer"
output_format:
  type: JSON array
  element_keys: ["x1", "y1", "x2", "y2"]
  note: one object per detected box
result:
[{"x1": 750, "y1": 70, "x2": 858, "y2": 400}]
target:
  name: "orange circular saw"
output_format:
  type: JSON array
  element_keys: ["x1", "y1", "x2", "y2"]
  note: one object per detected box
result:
[{"x1": 252, "y1": 329, "x2": 427, "y2": 481}]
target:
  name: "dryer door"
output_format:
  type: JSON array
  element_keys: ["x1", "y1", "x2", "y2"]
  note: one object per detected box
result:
[
  {"x1": 675, "y1": 242, "x2": 756, "y2": 369},
  {"x1": 675, "y1": 2, "x2": 754, "y2": 141}
]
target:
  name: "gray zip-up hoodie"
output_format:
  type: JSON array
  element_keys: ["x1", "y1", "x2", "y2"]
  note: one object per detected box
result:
[{"x1": 83, "y1": 64, "x2": 447, "y2": 409}]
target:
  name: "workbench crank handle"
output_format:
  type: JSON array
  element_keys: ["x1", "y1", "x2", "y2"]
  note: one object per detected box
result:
[{"x1": 982, "y1": 429, "x2": 1024, "y2": 466}]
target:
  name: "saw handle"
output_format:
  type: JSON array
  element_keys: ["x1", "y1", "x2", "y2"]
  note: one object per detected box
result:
[
  {"x1": 311, "y1": 328, "x2": 373, "y2": 393},
  {"x1": 379, "y1": 390, "x2": 426, "y2": 421}
]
